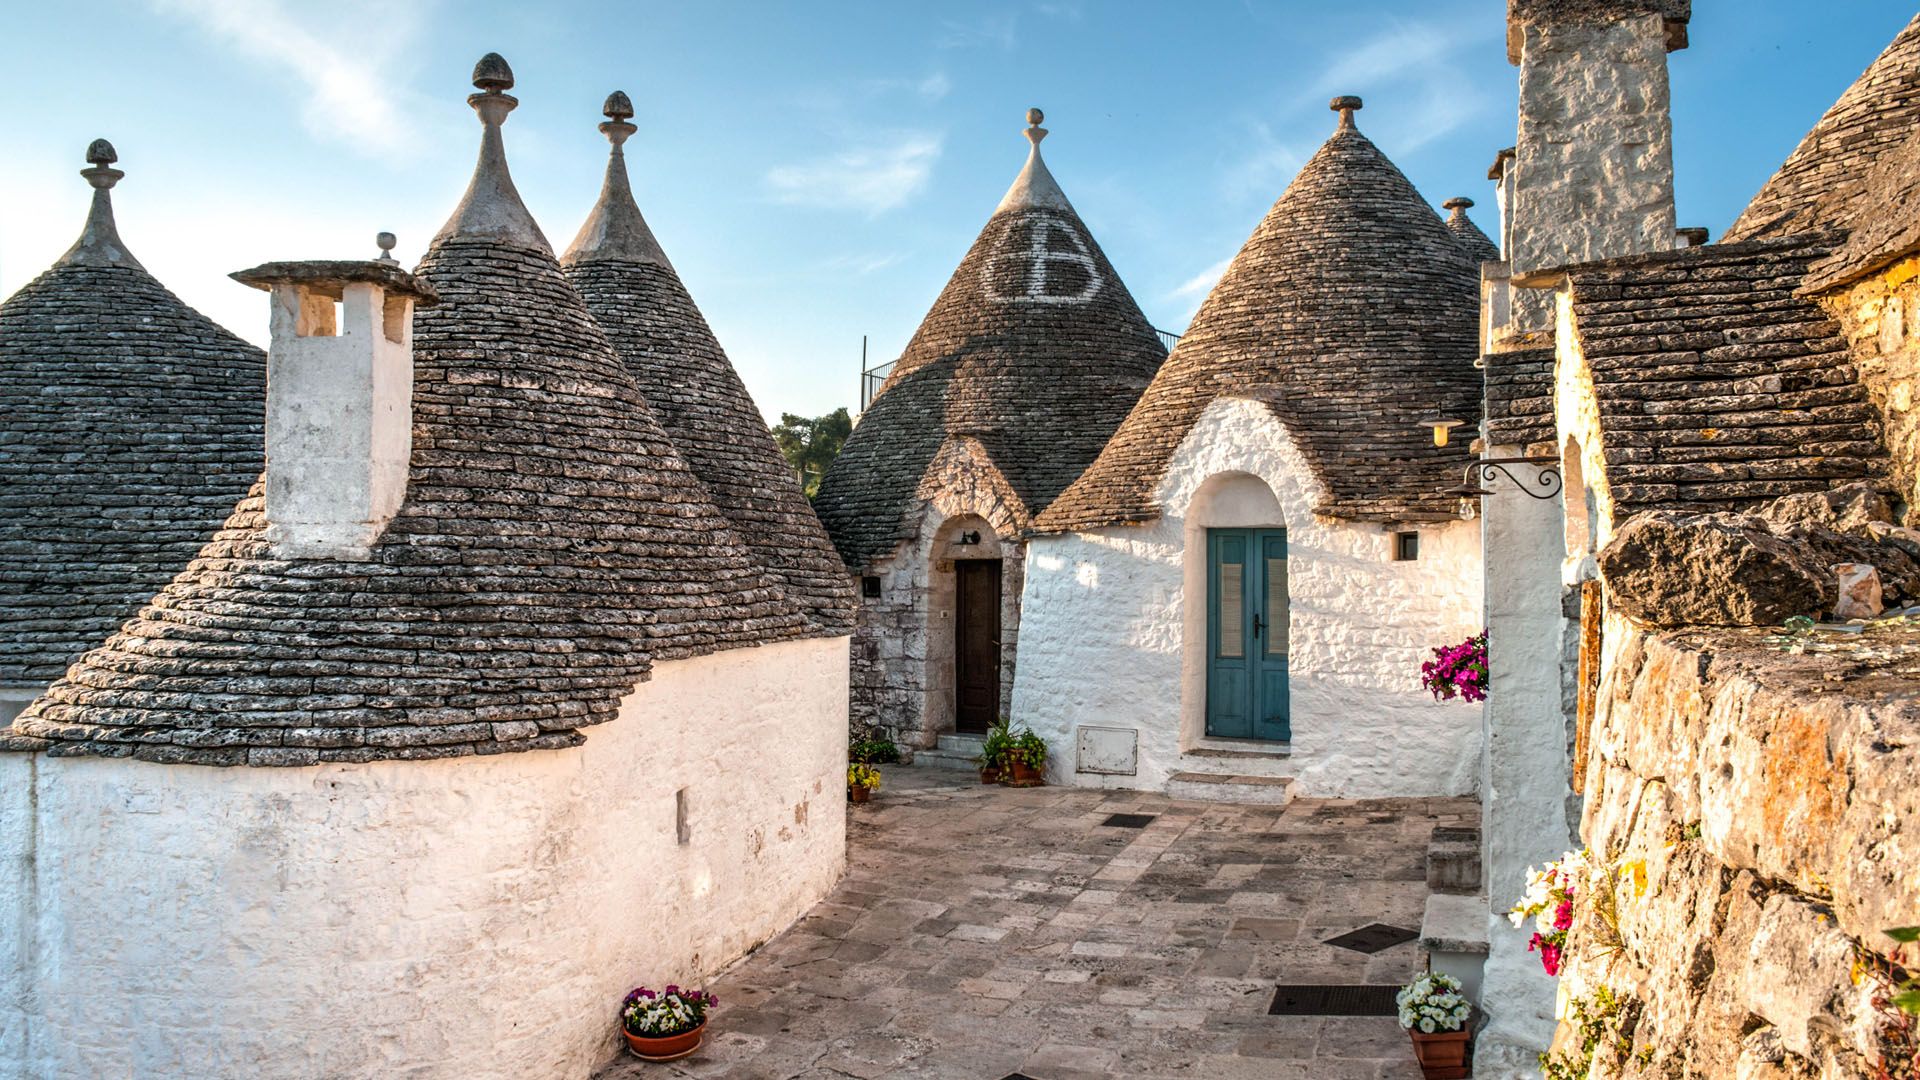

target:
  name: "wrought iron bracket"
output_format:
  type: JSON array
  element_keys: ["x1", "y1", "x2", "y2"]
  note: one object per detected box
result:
[{"x1": 1447, "y1": 455, "x2": 1564, "y2": 500}]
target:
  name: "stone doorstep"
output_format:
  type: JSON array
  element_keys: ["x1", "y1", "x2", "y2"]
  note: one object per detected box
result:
[
  {"x1": 915, "y1": 734, "x2": 986, "y2": 772},
  {"x1": 1419, "y1": 893, "x2": 1491, "y2": 956},
  {"x1": 1165, "y1": 771, "x2": 1296, "y2": 806}
]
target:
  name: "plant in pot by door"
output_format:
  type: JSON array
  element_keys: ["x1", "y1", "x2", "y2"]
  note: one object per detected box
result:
[
  {"x1": 976, "y1": 718, "x2": 1013, "y2": 783},
  {"x1": 1396, "y1": 971, "x2": 1472, "y2": 1079},
  {"x1": 621, "y1": 984, "x2": 717, "y2": 1061},
  {"x1": 847, "y1": 762, "x2": 881, "y2": 803},
  {"x1": 1002, "y1": 728, "x2": 1048, "y2": 786}
]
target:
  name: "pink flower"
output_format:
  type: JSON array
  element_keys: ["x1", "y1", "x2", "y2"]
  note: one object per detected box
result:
[{"x1": 1553, "y1": 900, "x2": 1574, "y2": 932}]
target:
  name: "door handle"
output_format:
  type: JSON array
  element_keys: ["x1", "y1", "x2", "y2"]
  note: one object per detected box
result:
[{"x1": 1252, "y1": 614, "x2": 1264, "y2": 639}]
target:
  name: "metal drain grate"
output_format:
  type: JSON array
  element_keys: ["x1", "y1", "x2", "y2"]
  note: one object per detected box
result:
[
  {"x1": 1322, "y1": 923, "x2": 1418, "y2": 954},
  {"x1": 1100, "y1": 813, "x2": 1157, "y2": 828},
  {"x1": 1001, "y1": 1074, "x2": 1041, "y2": 1080},
  {"x1": 1267, "y1": 983, "x2": 1400, "y2": 1016}
]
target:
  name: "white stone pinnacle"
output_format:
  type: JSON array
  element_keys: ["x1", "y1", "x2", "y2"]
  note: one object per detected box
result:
[
  {"x1": 995, "y1": 106, "x2": 1075, "y2": 214},
  {"x1": 561, "y1": 90, "x2": 674, "y2": 269},
  {"x1": 434, "y1": 53, "x2": 552, "y2": 252},
  {"x1": 56, "y1": 138, "x2": 143, "y2": 270}
]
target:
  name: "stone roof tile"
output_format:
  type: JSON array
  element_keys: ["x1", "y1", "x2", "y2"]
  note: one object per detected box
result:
[
  {"x1": 813, "y1": 111, "x2": 1166, "y2": 568},
  {"x1": 0, "y1": 143, "x2": 266, "y2": 688},
  {"x1": 1564, "y1": 235, "x2": 1892, "y2": 518},
  {"x1": 1035, "y1": 99, "x2": 1483, "y2": 532},
  {"x1": 10, "y1": 58, "x2": 809, "y2": 764},
  {"x1": 1725, "y1": 15, "x2": 1920, "y2": 243},
  {"x1": 563, "y1": 94, "x2": 855, "y2": 635}
]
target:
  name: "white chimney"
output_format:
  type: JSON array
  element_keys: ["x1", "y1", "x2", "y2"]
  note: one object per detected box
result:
[
  {"x1": 231, "y1": 237, "x2": 437, "y2": 560},
  {"x1": 1500, "y1": 0, "x2": 1691, "y2": 338}
]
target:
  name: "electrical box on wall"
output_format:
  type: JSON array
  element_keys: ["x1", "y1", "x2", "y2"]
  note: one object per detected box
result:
[{"x1": 1076, "y1": 725, "x2": 1138, "y2": 775}]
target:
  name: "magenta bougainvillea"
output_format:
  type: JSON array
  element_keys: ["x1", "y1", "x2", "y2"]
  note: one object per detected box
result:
[{"x1": 1421, "y1": 631, "x2": 1488, "y2": 703}]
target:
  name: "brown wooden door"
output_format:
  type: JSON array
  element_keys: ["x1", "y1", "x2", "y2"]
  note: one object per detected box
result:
[{"x1": 954, "y1": 560, "x2": 1002, "y2": 734}]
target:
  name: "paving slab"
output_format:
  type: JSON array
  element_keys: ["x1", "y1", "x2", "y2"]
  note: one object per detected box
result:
[{"x1": 596, "y1": 767, "x2": 1475, "y2": 1080}]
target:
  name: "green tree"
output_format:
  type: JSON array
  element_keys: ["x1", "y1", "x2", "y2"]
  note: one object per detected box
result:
[{"x1": 773, "y1": 408, "x2": 851, "y2": 499}]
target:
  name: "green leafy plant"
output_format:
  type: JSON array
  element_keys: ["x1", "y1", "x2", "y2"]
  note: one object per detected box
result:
[
  {"x1": 1007, "y1": 728, "x2": 1048, "y2": 768},
  {"x1": 976, "y1": 718, "x2": 1014, "y2": 770},
  {"x1": 1540, "y1": 986, "x2": 1638, "y2": 1080},
  {"x1": 849, "y1": 737, "x2": 899, "y2": 765},
  {"x1": 847, "y1": 762, "x2": 881, "y2": 791}
]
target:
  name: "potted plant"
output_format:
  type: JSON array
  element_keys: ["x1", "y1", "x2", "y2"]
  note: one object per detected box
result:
[
  {"x1": 1002, "y1": 728, "x2": 1048, "y2": 786},
  {"x1": 847, "y1": 762, "x2": 881, "y2": 803},
  {"x1": 1396, "y1": 971, "x2": 1472, "y2": 1079},
  {"x1": 621, "y1": 984, "x2": 717, "y2": 1061},
  {"x1": 976, "y1": 718, "x2": 1013, "y2": 783}
]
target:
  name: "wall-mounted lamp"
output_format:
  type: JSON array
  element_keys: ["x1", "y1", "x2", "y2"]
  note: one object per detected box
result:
[
  {"x1": 955, "y1": 530, "x2": 982, "y2": 546},
  {"x1": 1420, "y1": 417, "x2": 1466, "y2": 447},
  {"x1": 1445, "y1": 456, "x2": 1564, "y2": 501}
]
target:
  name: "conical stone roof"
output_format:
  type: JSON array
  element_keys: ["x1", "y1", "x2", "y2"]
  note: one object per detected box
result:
[
  {"x1": 814, "y1": 110, "x2": 1166, "y2": 568},
  {"x1": 1726, "y1": 13, "x2": 1920, "y2": 242},
  {"x1": 1443, "y1": 197, "x2": 1500, "y2": 263},
  {"x1": 562, "y1": 92, "x2": 854, "y2": 636},
  {"x1": 12, "y1": 56, "x2": 808, "y2": 765},
  {"x1": 0, "y1": 142, "x2": 265, "y2": 690},
  {"x1": 1037, "y1": 98, "x2": 1482, "y2": 531}
]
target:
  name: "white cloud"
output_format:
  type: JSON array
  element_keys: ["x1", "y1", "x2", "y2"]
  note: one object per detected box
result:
[
  {"x1": 1037, "y1": 1, "x2": 1086, "y2": 22},
  {"x1": 939, "y1": 12, "x2": 1018, "y2": 51},
  {"x1": 149, "y1": 0, "x2": 429, "y2": 156},
  {"x1": 821, "y1": 252, "x2": 906, "y2": 276},
  {"x1": 1169, "y1": 256, "x2": 1232, "y2": 320},
  {"x1": 1219, "y1": 14, "x2": 1496, "y2": 199},
  {"x1": 767, "y1": 133, "x2": 943, "y2": 215}
]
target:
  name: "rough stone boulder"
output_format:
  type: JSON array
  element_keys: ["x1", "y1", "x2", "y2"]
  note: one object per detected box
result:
[
  {"x1": 1599, "y1": 511, "x2": 1833, "y2": 628},
  {"x1": 1755, "y1": 481, "x2": 1895, "y2": 535},
  {"x1": 1601, "y1": 483, "x2": 1920, "y2": 627}
]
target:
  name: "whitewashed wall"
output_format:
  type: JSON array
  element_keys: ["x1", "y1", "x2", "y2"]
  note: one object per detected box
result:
[
  {"x1": 1010, "y1": 397, "x2": 1483, "y2": 798},
  {"x1": 0, "y1": 635, "x2": 848, "y2": 1080}
]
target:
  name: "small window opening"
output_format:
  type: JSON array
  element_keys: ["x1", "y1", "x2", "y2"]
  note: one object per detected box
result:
[
  {"x1": 1393, "y1": 531, "x2": 1420, "y2": 561},
  {"x1": 382, "y1": 293, "x2": 407, "y2": 344},
  {"x1": 861, "y1": 575, "x2": 882, "y2": 599}
]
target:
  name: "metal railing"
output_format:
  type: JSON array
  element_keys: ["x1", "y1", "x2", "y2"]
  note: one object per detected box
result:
[{"x1": 1156, "y1": 327, "x2": 1182, "y2": 352}]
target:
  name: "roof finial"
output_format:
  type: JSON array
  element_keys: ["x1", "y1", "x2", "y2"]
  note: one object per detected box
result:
[
  {"x1": 996, "y1": 106, "x2": 1071, "y2": 214},
  {"x1": 1442, "y1": 196, "x2": 1474, "y2": 220},
  {"x1": 560, "y1": 89, "x2": 671, "y2": 267},
  {"x1": 55, "y1": 137, "x2": 141, "y2": 270},
  {"x1": 1330, "y1": 95, "x2": 1362, "y2": 131},
  {"x1": 433, "y1": 53, "x2": 550, "y2": 251},
  {"x1": 376, "y1": 231, "x2": 398, "y2": 263},
  {"x1": 1025, "y1": 106, "x2": 1048, "y2": 148}
]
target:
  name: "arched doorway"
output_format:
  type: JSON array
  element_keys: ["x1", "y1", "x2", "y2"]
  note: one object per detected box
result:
[
  {"x1": 926, "y1": 514, "x2": 1005, "y2": 735},
  {"x1": 1182, "y1": 472, "x2": 1290, "y2": 744}
]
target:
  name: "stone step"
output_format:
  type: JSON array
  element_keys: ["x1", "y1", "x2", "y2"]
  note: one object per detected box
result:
[
  {"x1": 1177, "y1": 746, "x2": 1293, "y2": 780},
  {"x1": 935, "y1": 733, "x2": 986, "y2": 754},
  {"x1": 913, "y1": 747, "x2": 982, "y2": 773},
  {"x1": 1165, "y1": 771, "x2": 1295, "y2": 806}
]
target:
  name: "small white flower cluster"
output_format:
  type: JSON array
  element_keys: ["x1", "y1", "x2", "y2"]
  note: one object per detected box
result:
[
  {"x1": 1395, "y1": 972, "x2": 1471, "y2": 1034},
  {"x1": 1507, "y1": 849, "x2": 1585, "y2": 930},
  {"x1": 627, "y1": 995, "x2": 698, "y2": 1036}
]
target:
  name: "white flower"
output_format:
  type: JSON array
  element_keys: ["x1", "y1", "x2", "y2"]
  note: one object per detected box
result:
[{"x1": 1419, "y1": 1018, "x2": 1436, "y2": 1033}]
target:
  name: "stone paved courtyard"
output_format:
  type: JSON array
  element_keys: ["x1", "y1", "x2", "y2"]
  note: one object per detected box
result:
[{"x1": 599, "y1": 767, "x2": 1476, "y2": 1079}]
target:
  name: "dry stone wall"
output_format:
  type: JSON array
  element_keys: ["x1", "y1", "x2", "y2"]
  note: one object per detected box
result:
[
  {"x1": 1551, "y1": 619, "x2": 1919, "y2": 1078},
  {"x1": 1825, "y1": 258, "x2": 1920, "y2": 524}
]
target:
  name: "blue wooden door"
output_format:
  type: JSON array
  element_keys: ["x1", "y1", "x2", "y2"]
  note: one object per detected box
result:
[{"x1": 1206, "y1": 529, "x2": 1290, "y2": 741}]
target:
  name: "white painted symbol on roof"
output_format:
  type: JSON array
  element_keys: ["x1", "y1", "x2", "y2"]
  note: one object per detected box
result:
[{"x1": 982, "y1": 211, "x2": 1104, "y2": 305}]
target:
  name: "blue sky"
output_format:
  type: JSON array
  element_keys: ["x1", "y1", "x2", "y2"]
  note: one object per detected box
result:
[{"x1": 1, "y1": 2, "x2": 1912, "y2": 419}]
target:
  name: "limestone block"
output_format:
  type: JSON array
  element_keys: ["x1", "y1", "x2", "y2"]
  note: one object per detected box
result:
[{"x1": 1830, "y1": 563, "x2": 1882, "y2": 619}]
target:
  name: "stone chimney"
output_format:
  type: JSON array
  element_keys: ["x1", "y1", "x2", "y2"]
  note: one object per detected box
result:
[
  {"x1": 231, "y1": 239, "x2": 438, "y2": 559},
  {"x1": 1499, "y1": 0, "x2": 1691, "y2": 339}
]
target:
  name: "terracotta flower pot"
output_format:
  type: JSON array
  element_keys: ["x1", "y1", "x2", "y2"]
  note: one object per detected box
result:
[
  {"x1": 1408, "y1": 1028, "x2": 1470, "y2": 1079},
  {"x1": 1004, "y1": 760, "x2": 1043, "y2": 785},
  {"x1": 978, "y1": 766, "x2": 1000, "y2": 784},
  {"x1": 848, "y1": 785, "x2": 871, "y2": 804},
  {"x1": 624, "y1": 1019, "x2": 706, "y2": 1061}
]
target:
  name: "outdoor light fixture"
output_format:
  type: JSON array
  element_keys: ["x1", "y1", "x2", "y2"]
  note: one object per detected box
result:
[
  {"x1": 1421, "y1": 417, "x2": 1466, "y2": 447},
  {"x1": 956, "y1": 530, "x2": 982, "y2": 546},
  {"x1": 1446, "y1": 456, "x2": 1564, "y2": 501}
]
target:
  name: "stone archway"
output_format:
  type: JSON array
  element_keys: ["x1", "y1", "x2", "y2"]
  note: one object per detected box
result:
[{"x1": 925, "y1": 513, "x2": 1008, "y2": 736}]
